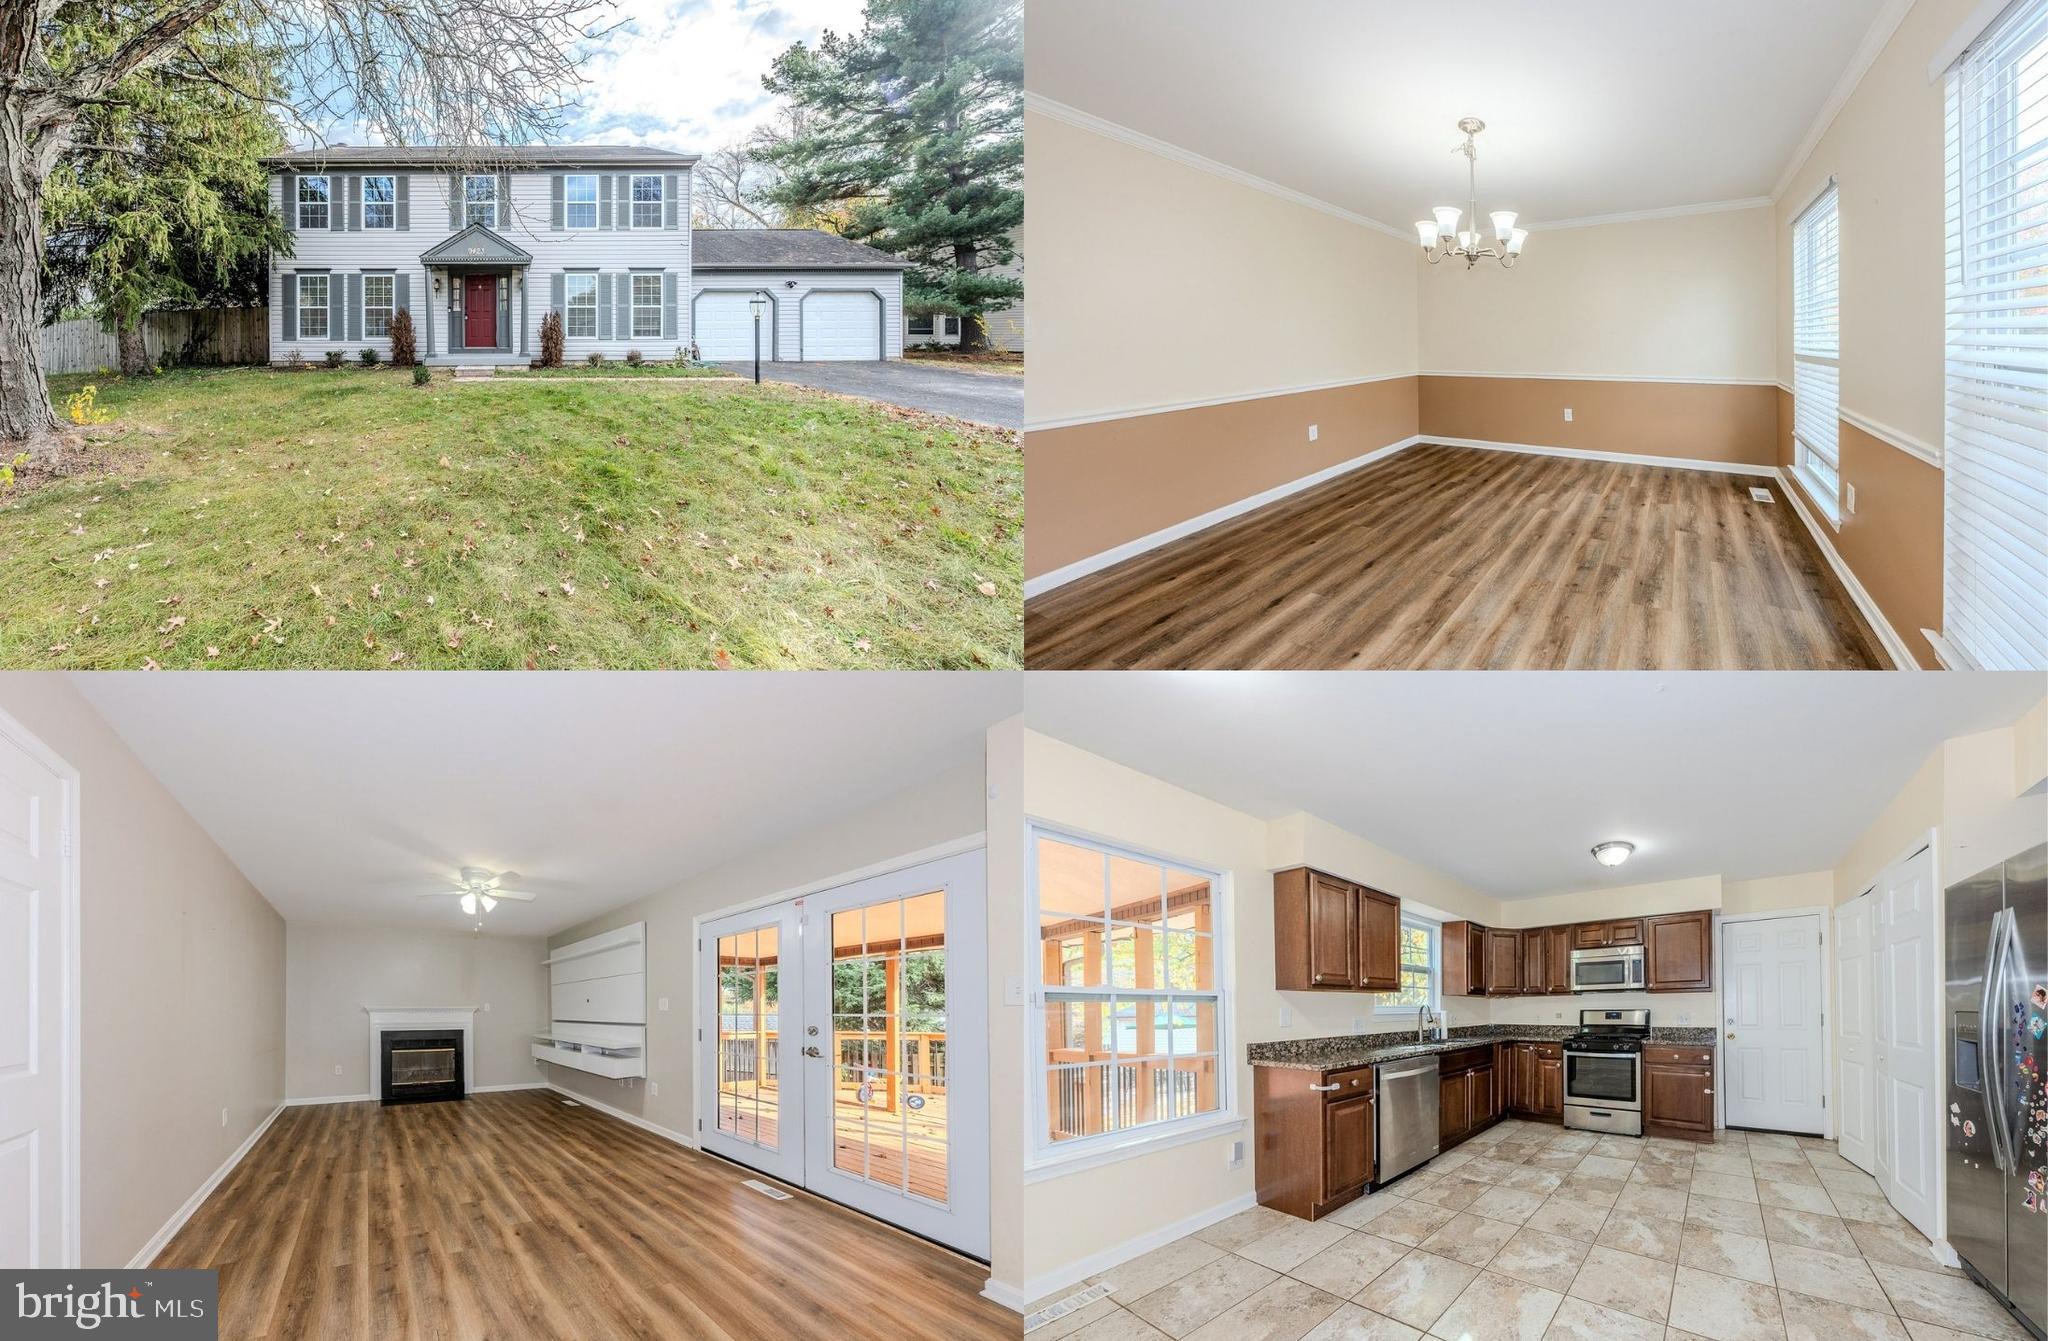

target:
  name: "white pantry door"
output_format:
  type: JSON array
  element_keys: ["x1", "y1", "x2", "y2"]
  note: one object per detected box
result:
[
  {"x1": 1834, "y1": 893, "x2": 1876, "y2": 1172},
  {"x1": 1722, "y1": 914, "x2": 1826, "y2": 1134},
  {"x1": 0, "y1": 715, "x2": 75, "y2": 1268},
  {"x1": 1876, "y1": 844, "x2": 1940, "y2": 1239}
]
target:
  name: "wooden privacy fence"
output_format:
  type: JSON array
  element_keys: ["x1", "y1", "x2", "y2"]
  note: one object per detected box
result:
[{"x1": 37, "y1": 307, "x2": 269, "y2": 373}]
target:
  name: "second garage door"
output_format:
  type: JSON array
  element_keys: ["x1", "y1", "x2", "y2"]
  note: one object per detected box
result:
[
  {"x1": 803, "y1": 292, "x2": 882, "y2": 361},
  {"x1": 694, "y1": 292, "x2": 766, "y2": 361}
]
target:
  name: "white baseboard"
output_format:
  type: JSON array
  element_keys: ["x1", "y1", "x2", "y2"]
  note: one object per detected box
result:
[
  {"x1": 473, "y1": 1082, "x2": 549, "y2": 1094},
  {"x1": 127, "y1": 1101, "x2": 285, "y2": 1268},
  {"x1": 1024, "y1": 435, "x2": 1422, "y2": 597},
  {"x1": 1773, "y1": 466, "x2": 1916, "y2": 670},
  {"x1": 981, "y1": 1278, "x2": 1028, "y2": 1312},
  {"x1": 1013, "y1": 1191, "x2": 1258, "y2": 1306},
  {"x1": 1428, "y1": 435, "x2": 1777, "y2": 477},
  {"x1": 543, "y1": 1082, "x2": 700, "y2": 1150},
  {"x1": 283, "y1": 1092, "x2": 373, "y2": 1106}
]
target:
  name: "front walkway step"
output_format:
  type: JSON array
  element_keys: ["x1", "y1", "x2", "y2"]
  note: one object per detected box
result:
[{"x1": 451, "y1": 366, "x2": 497, "y2": 381}]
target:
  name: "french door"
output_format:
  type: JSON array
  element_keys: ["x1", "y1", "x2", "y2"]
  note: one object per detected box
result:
[{"x1": 700, "y1": 850, "x2": 989, "y2": 1259}]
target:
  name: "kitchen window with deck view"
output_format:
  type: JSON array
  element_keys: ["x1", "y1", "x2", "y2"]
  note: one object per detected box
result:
[
  {"x1": 1377, "y1": 914, "x2": 1440, "y2": 1016},
  {"x1": 1031, "y1": 828, "x2": 1225, "y2": 1163}
]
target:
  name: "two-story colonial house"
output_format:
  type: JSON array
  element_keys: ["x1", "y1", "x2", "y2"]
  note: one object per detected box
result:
[{"x1": 263, "y1": 146, "x2": 909, "y2": 366}]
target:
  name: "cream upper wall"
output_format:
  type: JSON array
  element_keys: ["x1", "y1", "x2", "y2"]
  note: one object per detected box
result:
[
  {"x1": 1723, "y1": 871, "x2": 1835, "y2": 915},
  {"x1": 1942, "y1": 719, "x2": 2048, "y2": 887},
  {"x1": 1419, "y1": 207, "x2": 1778, "y2": 382},
  {"x1": 284, "y1": 924, "x2": 547, "y2": 1099},
  {"x1": 0, "y1": 676, "x2": 286, "y2": 1269},
  {"x1": 1025, "y1": 109, "x2": 1419, "y2": 428},
  {"x1": 1835, "y1": 747, "x2": 1943, "y2": 903},
  {"x1": 1775, "y1": 0, "x2": 1977, "y2": 445}
]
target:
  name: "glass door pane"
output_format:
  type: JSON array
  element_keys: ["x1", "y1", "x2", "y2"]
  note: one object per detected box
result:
[
  {"x1": 829, "y1": 888, "x2": 948, "y2": 1205},
  {"x1": 715, "y1": 925, "x2": 781, "y2": 1149}
]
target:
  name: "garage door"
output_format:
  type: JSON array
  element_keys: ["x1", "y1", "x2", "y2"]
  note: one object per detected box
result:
[
  {"x1": 803, "y1": 292, "x2": 882, "y2": 361},
  {"x1": 694, "y1": 292, "x2": 764, "y2": 361}
]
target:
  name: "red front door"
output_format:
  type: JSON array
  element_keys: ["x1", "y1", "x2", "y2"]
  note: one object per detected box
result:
[{"x1": 463, "y1": 275, "x2": 496, "y2": 349}]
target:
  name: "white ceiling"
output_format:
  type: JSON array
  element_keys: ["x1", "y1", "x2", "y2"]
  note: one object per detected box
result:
[
  {"x1": 1026, "y1": 0, "x2": 1895, "y2": 228},
  {"x1": 1024, "y1": 673, "x2": 2045, "y2": 900},
  {"x1": 77, "y1": 673, "x2": 1017, "y2": 936}
]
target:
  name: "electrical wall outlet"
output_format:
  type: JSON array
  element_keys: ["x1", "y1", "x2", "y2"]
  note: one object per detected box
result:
[
  {"x1": 1227, "y1": 1140, "x2": 1245, "y2": 1169},
  {"x1": 1845, "y1": 482, "x2": 1857, "y2": 514},
  {"x1": 1563, "y1": 408, "x2": 1574, "y2": 422},
  {"x1": 1307, "y1": 424, "x2": 1319, "y2": 441},
  {"x1": 1352, "y1": 1015, "x2": 1366, "y2": 1032},
  {"x1": 1278, "y1": 1003, "x2": 1294, "y2": 1029},
  {"x1": 658, "y1": 996, "x2": 671, "y2": 1012},
  {"x1": 649, "y1": 1081, "x2": 660, "y2": 1097},
  {"x1": 482, "y1": 1002, "x2": 491, "y2": 1012},
  {"x1": 333, "y1": 1064, "x2": 342, "y2": 1076}
]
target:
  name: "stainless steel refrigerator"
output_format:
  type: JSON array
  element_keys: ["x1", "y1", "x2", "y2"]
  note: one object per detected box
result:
[{"x1": 1947, "y1": 841, "x2": 2047, "y2": 1340}]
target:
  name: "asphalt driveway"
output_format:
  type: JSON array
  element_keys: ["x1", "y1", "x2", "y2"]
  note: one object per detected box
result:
[{"x1": 718, "y1": 359, "x2": 1022, "y2": 429}]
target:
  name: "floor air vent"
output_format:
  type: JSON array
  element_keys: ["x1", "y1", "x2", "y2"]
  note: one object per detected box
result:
[
  {"x1": 1749, "y1": 486, "x2": 1773, "y2": 503},
  {"x1": 742, "y1": 1179, "x2": 793, "y2": 1201},
  {"x1": 1024, "y1": 1283, "x2": 1115, "y2": 1333},
  {"x1": 560, "y1": 1099, "x2": 581, "y2": 1107}
]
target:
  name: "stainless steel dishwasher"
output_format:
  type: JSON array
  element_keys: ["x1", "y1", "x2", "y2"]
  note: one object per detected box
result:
[{"x1": 1375, "y1": 1054, "x2": 1441, "y2": 1184}]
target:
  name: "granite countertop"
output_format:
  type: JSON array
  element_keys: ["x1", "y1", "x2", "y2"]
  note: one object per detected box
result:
[{"x1": 1247, "y1": 1024, "x2": 1718, "y2": 1071}]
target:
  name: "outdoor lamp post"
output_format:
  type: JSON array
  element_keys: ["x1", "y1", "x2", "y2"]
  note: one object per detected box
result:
[{"x1": 749, "y1": 293, "x2": 767, "y2": 384}]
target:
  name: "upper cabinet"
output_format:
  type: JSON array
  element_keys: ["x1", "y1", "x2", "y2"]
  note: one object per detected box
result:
[
  {"x1": 1274, "y1": 867, "x2": 1400, "y2": 992},
  {"x1": 1442, "y1": 910, "x2": 1714, "y2": 996},
  {"x1": 1644, "y1": 910, "x2": 1713, "y2": 992}
]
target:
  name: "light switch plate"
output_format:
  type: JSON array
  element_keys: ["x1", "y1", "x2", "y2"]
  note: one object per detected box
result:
[
  {"x1": 1005, "y1": 974, "x2": 1027, "y2": 1007},
  {"x1": 1279, "y1": 1003, "x2": 1294, "y2": 1029},
  {"x1": 649, "y1": 1081, "x2": 659, "y2": 1097},
  {"x1": 658, "y1": 996, "x2": 670, "y2": 1012},
  {"x1": 1845, "y1": 482, "x2": 1857, "y2": 514},
  {"x1": 1308, "y1": 424, "x2": 1319, "y2": 441},
  {"x1": 1563, "y1": 408, "x2": 1574, "y2": 422}
]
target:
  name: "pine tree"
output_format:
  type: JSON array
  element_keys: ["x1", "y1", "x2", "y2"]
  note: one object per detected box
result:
[{"x1": 760, "y1": 0, "x2": 1022, "y2": 351}]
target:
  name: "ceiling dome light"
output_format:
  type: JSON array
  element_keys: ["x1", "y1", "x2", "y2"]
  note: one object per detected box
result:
[{"x1": 1591, "y1": 841, "x2": 1636, "y2": 867}]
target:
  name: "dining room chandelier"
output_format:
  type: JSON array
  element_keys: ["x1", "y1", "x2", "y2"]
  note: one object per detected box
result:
[{"x1": 1416, "y1": 118, "x2": 1527, "y2": 269}]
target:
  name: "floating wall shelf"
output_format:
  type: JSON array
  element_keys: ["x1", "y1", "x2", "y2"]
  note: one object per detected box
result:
[{"x1": 536, "y1": 922, "x2": 647, "y2": 1079}]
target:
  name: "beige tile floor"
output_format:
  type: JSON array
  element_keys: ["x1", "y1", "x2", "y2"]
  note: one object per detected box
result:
[{"x1": 1026, "y1": 1120, "x2": 2032, "y2": 1341}]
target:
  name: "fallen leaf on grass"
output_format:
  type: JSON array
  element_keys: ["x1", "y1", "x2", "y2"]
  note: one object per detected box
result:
[
  {"x1": 206, "y1": 647, "x2": 219, "y2": 658},
  {"x1": 712, "y1": 648, "x2": 733, "y2": 670},
  {"x1": 976, "y1": 581, "x2": 998, "y2": 597}
]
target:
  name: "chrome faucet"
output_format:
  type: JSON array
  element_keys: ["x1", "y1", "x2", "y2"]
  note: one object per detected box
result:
[{"x1": 1417, "y1": 1005, "x2": 1434, "y2": 1042}]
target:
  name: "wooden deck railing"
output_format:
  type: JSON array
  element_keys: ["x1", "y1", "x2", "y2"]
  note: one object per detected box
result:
[{"x1": 1046, "y1": 1052, "x2": 1217, "y2": 1140}]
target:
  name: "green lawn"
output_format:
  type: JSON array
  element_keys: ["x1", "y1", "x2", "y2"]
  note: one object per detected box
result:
[{"x1": 0, "y1": 368, "x2": 1021, "y2": 669}]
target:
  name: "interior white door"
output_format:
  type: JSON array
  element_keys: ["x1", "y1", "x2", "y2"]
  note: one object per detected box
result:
[
  {"x1": 801, "y1": 850, "x2": 989, "y2": 1259},
  {"x1": 802, "y1": 292, "x2": 882, "y2": 361},
  {"x1": 1876, "y1": 844, "x2": 1940, "y2": 1239},
  {"x1": 1722, "y1": 913, "x2": 1826, "y2": 1134},
  {"x1": 1834, "y1": 893, "x2": 1876, "y2": 1172},
  {"x1": 0, "y1": 717, "x2": 74, "y2": 1268},
  {"x1": 692, "y1": 291, "x2": 764, "y2": 361},
  {"x1": 699, "y1": 900, "x2": 806, "y2": 1185}
]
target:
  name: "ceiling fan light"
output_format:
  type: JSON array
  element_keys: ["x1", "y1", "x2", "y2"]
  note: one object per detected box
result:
[
  {"x1": 1591, "y1": 841, "x2": 1635, "y2": 867},
  {"x1": 480, "y1": 894, "x2": 497, "y2": 912},
  {"x1": 1416, "y1": 220, "x2": 1440, "y2": 249},
  {"x1": 1490, "y1": 210, "x2": 1518, "y2": 242},
  {"x1": 1507, "y1": 228, "x2": 1529, "y2": 256},
  {"x1": 460, "y1": 892, "x2": 477, "y2": 915},
  {"x1": 1433, "y1": 205, "x2": 1463, "y2": 236}
]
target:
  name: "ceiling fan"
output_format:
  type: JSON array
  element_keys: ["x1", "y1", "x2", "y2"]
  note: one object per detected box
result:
[{"x1": 419, "y1": 866, "x2": 536, "y2": 917}]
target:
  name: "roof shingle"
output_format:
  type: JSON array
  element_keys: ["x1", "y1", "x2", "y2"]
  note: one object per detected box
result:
[
  {"x1": 691, "y1": 229, "x2": 912, "y2": 270},
  {"x1": 262, "y1": 145, "x2": 699, "y2": 168}
]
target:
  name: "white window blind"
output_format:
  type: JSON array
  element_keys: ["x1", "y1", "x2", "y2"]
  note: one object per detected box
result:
[
  {"x1": 1943, "y1": 0, "x2": 2048, "y2": 669},
  {"x1": 1792, "y1": 184, "x2": 1843, "y2": 511}
]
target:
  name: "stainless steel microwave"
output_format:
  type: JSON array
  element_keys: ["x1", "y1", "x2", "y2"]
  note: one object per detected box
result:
[{"x1": 1568, "y1": 943, "x2": 1645, "y2": 992}]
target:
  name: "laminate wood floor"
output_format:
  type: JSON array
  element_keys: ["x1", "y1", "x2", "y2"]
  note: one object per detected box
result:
[
  {"x1": 1025, "y1": 444, "x2": 1888, "y2": 670},
  {"x1": 153, "y1": 1090, "x2": 1015, "y2": 1341}
]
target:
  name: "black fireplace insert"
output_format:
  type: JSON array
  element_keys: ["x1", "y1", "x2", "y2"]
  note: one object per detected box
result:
[{"x1": 379, "y1": 1028, "x2": 465, "y2": 1104}]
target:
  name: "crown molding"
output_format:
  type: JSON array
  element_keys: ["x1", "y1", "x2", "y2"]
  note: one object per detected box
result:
[
  {"x1": 1525, "y1": 196, "x2": 1775, "y2": 232},
  {"x1": 1024, "y1": 93, "x2": 1413, "y2": 242},
  {"x1": 1771, "y1": 0, "x2": 1918, "y2": 201}
]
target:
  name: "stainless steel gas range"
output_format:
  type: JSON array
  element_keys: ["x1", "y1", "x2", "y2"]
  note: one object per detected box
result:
[{"x1": 1562, "y1": 1008, "x2": 1651, "y2": 1136}]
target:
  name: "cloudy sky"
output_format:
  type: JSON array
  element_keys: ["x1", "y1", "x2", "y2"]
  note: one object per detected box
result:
[{"x1": 564, "y1": 0, "x2": 867, "y2": 153}]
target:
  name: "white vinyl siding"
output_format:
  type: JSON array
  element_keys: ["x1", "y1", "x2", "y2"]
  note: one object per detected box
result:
[
  {"x1": 297, "y1": 274, "x2": 330, "y2": 338},
  {"x1": 1791, "y1": 184, "x2": 1842, "y2": 519},
  {"x1": 630, "y1": 273, "x2": 662, "y2": 339},
  {"x1": 297, "y1": 175, "x2": 330, "y2": 230},
  {"x1": 363, "y1": 274, "x2": 394, "y2": 338},
  {"x1": 363, "y1": 175, "x2": 395, "y2": 230},
  {"x1": 564, "y1": 274, "x2": 598, "y2": 338},
  {"x1": 565, "y1": 174, "x2": 597, "y2": 229},
  {"x1": 464, "y1": 174, "x2": 498, "y2": 228},
  {"x1": 630, "y1": 174, "x2": 663, "y2": 229},
  {"x1": 1941, "y1": 0, "x2": 2048, "y2": 670}
]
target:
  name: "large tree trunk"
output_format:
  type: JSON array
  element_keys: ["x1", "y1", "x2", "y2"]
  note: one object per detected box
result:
[
  {"x1": 116, "y1": 317, "x2": 148, "y2": 375},
  {"x1": 952, "y1": 241, "x2": 987, "y2": 353},
  {"x1": 0, "y1": 96, "x2": 59, "y2": 449}
]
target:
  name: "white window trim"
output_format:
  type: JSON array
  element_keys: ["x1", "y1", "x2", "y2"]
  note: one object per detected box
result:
[
  {"x1": 296, "y1": 174, "x2": 330, "y2": 230},
  {"x1": 362, "y1": 175, "x2": 396, "y2": 230},
  {"x1": 1373, "y1": 910, "x2": 1442, "y2": 1018},
  {"x1": 629, "y1": 173, "x2": 664, "y2": 230},
  {"x1": 296, "y1": 273, "x2": 331, "y2": 340},
  {"x1": 630, "y1": 273, "x2": 663, "y2": 339},
  {"x1": 362, "y1": 274, "x2": 394, "y2": 339},
  {"x1": 1024, "y1": 822, "x2": 1235, "y2": 1177},
  {"x1": 1790, "y1": 181, "x2": 1842, "y2": 526},
  {"x1": 464, "y1": 173, "x2": 498, "y2": 229},
  {"x1": 565, "y1": 173, "x2": 598, "y2": 230},
  {"x1": 563, "y1": 273, "x2": 597, "y2": 339}
]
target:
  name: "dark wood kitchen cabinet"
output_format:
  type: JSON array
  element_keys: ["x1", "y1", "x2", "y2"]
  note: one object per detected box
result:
[
  {"x1": 1543, "y1": 926, "x2": 1571, "y2": 993},
  {"x1": 1274, "y1": 868, "x2": 1400, "y2": 992},
  {"x1": 1643, "y1": 1044, "x2": 1715, "y2": 1137},
  {"x1": 1645, "y1": 910, "x2": 1713, "y2": 992},
  {"x1": 1574, "y1": 919, "x2": 1645, "y2": 949},
  {"x1": 1254, "y1": 1064, "x2": 1376, "y2": 1219},
  {"x1": 1485, "y1": 928, "x2": 1523, "y2": 994},
  {"x1": 1520, "y1": 930, "x2": 1545, "y2": 997},
  {"x1": 1505, "y1": 1041, "x2": 1563, "y2": 1119},
  {"x1": 1436, "y1": 1044, "x2": 1501, "y2": 1149},
  {"x1": 1443, "y1": 921, "x2": 1490, "y2": 995}
]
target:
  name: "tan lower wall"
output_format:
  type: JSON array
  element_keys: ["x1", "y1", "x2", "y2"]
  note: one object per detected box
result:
[
  {"x1": 1023, "y1": 377, "x2": 1419, "y2": 580},
  {"x1": 1418, "y1": 376, "x2": 1778, "y2": 467},
  {"x1": 1835, "y1": 422, "x2": 1944, "y2": 669}
]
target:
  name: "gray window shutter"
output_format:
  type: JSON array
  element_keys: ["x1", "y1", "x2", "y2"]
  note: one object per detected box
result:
[
  {"x1": 551, "y1": 175, "x2": 564, "y2": 230},
  {"x1": 347, "y1": 273, "x2": 362, "y2": 341},
  {"x1": 497, "y1": 173, "x2": 510, "y2": 229},
  {"x1": 664, "y1": 174, "x2": 678, "y2": 229},
  {"x1": 616, "y1": 175, "x2": 629, "y2": 228},
  {"x1": 598, "y1": 273, "x2": 613, "y2": 340},
  {"x1": 551, "y1": 272, "x2": 565, "y2": 316},
  {"x1": 396, "y1": 175, "x2": 410, "y2": 230},
  {"x1": 395, "y1": 272, "x2": 411, "y2": 320},
  {"x1": 599, "y1": 181, "x2": 612, "y2": 230},
  {"x1": 329, "y1": 276, "x2": 342, "y2": 338},
  {"x1": 662, "y1": 271, "x2": 677, "y2": 339},
  {"x1": 448, "y1": 173, "x2": 461, "y2": 229},
  {"x1": 347, "y1": 175, "x2": 360, "y2": 231},
  {"x1": 282, "y1": 172, "x2": 297, "y2": 232},
  {"x1": 331, "y1": 179, "x2": 346, "y2": 233},
  {"x1": 281, "y1": 274, "x2": 297, "y2": 341}
]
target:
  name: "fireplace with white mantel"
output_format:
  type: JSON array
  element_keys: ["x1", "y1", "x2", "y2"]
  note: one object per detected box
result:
[{"x1": 365, "y1": 1008, "x2": 476, "y2": 1103}]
